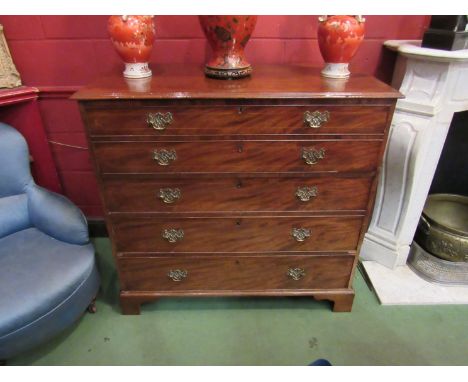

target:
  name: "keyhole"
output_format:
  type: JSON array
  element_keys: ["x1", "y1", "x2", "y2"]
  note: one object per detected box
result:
[
  {"x1": 238, "y1": 106, "x2": 243, "y2": 114},
  {"x1": 236, "y1": 180, "x2": 243, "y2": 188},
  {"x1": 236, "y1": 220, "x2": 241, "y2": 226},
  {"x1": 237, "y1": 143, "x2": 243, "y2": 153}
]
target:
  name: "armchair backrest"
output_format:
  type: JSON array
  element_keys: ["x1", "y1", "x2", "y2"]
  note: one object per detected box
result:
[
  {"x1": 0, "y1": 122, "x2": 89, "y2": 244},
  {"x1": 0, "y1": 123, "x2": 33, "y2": 238},
  {"x1": 0, "y1": 122, "x2": 33, "y2": 197}
]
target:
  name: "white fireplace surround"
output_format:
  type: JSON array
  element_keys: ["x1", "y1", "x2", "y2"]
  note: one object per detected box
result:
[
  {"x1": 361, "y1": 40, "x2": 468, "y2": 268},
  {"x1": 359, "y1": 40, "x2": 468, "y2": 304}
]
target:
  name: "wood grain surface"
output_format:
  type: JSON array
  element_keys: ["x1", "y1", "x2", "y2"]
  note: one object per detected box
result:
[
  {"x1": 72, "y1": 64, "x2": 402, "y2": 100},
  {"x1": 93, "y1": 139, "x2": 382, "y2": 174},
  {"x1": 102, "y1": 175, "x2": 373, "y2": 213},
  {"x1": 111, "y1": 215, "x2": 363, "y2": 253},
  {"x1": 86, "y1": 104, "x2": 390, "y2": 136},
  {"x1": 75, "y1": 63, "x2": 399, "y2": 313},
  {"x1": 118, "y1": 254, "x2": 355, "y2": 291}
]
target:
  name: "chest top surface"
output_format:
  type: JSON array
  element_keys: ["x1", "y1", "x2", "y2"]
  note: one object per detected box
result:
[{"x1": 72, "y1": 64, "x2": 401, "y2": 101}]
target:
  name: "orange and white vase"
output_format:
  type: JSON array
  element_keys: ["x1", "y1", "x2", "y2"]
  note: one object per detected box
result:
[
  {"x1": 317, "y1": 15, "x2": 365, "y2": 79},
  {"x1": 108, "y1": 15, "x2": 156, "y2": 79}
]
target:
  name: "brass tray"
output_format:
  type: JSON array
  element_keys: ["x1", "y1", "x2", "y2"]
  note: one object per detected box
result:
[
  {"x1": 415, "y1": 194, "x2": 468, "y2": 262},
  {"x1": 409, "y1": 241, "x2": 468, "y2": 286}
]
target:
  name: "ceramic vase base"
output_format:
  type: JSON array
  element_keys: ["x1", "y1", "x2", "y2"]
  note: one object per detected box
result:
[
  {"x1": 124, "y1": 77, "x2": 152, "y2": 92},
  {"x1": 123, "y1": 63, "x2": 152, "y2": 79},
  {"x1": 204, "y1": 65, "x2": 252, "y2": 80},
  {"x1": 321, "y1": 63, "x2": 350, "y2": 79}
]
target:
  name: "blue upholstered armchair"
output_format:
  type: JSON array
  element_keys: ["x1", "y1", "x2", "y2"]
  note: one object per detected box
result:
[{"x1": 0, "y1": 122, "x2": 100, "y2": 361}]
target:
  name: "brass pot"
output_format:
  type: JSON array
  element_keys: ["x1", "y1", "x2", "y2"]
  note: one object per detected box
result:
[{"x1": 415, "y1": 194, "x2": 468, "y2": 262}]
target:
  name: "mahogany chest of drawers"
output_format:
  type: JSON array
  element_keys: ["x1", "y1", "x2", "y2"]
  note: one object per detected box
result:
[{"x1": 73, "y1": 64, "x2": 400, "y2": 314}]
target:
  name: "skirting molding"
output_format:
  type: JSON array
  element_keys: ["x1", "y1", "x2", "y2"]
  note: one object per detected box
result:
[{"x1": 37, "y1": 86, "x2": 79, "y2": 99}]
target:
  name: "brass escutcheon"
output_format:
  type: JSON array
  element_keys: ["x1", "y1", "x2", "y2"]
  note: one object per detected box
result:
[
  {"x1": 302, "y1": 147, "x2": 326, "y2": 165},
  {"x1": 153, "y1": 149, "x2": 177, "y2": 166},
  {"x1": 291, "y1": 227, "x2": 311, "y2": 242},
  {"x1": 296, "y1": 186, "x2": 318, "y2": 202},
  {"x1": 168, "y1": 269, "x2": 188, "y2": 282},
  {"x1": 162, "y1": 228, "x2": 184, "y2": 243},
  {"x1": 147, "y1": 112, "x2": 173, "y2": 131},
  {"x1": 287, "y1": 267, "x2": 306, "y2": 281},
  {"x1": 303, "y1": 110, "x2": 330, "y2": 129},
  {"x1": 159, "y1": 188, "x2": 181, "y2": 204}
]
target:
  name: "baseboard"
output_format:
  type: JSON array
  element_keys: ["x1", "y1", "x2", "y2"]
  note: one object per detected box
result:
[{"x1": 87, "y1": 218, "x2": 108, "y2": 237}]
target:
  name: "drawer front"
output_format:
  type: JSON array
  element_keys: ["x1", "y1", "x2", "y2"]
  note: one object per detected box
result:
[
  {"x1": 111, "y1": 216, "x2": 363, "y2": 253},
  {"x1": 103, "y1": 176, "x2": 372, "y2": 213},
  {"x1": 118, "y1": 254, "x2": 354, "y2": 291},
  {"x1": 93, "y1": 140, "x2": 382, "y2": 174},
  {"x1": 86, "y1": 105, "x2": 389, "y2": 136}
]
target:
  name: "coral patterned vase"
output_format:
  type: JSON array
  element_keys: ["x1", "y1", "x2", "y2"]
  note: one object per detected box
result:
[
  {"x1": 199, "y1": 16, "x2": 257, "y2": 79},
  {"x1": 317, "y1": 15, "x2": 365, "y2": 79},
  {"x1": 108, "y1": 15, "x2": 156, "y2": 79}
]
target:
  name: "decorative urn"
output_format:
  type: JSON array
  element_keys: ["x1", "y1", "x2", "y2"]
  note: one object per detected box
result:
[
  {"x1": 317, "y1": 15, "x2": 365, "y2": 79},
  {"x1": 199, "y1": 15, "x2": 257, "y2": 79},
  {"x1": 108, "y1": 15, "x2": 156, "y2": 79}
]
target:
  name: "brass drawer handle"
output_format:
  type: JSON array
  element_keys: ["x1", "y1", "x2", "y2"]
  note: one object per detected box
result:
[
  {"x1": 168, "y1": 269, "x2": 188, "y2": 282},
  {"x1": 147, "y1": 112, "x2": 173, "y2": 131},
  {"x1": 304, "y1": 110, "x2": 330, "y2": 129},
  {"x1": 296, "y1": 186, "x2": 318, "y2": 202},
  {"x1": 302, "y1": 147, "x2": 325, "y2": 165},
  {"x1": 162, "y1": 228, "x2": 184, "y2": 243},
  {"x1": 153, "y1": 149, "x2": 177, "y2": 166},
  {"x1": 287, "y1": 267, "x2": 306, "y2": 281},
  {"x1": 291, "y1": 227, "x2": 311, "y2": 242},
  {"x1": 159, "y1": 188, "x2": 181, "y2": 204}
]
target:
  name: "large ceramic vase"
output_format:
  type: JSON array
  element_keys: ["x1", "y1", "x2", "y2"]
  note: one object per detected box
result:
[
  {"x1": 317, "y1": 15, "x2": 365, "y2": 79},
  {"x1": 108, "y1": 15, "x2": 156, "y2": 79},
  {"x1": 199, "y1": 15, "x2": 257, "y2": 79}
]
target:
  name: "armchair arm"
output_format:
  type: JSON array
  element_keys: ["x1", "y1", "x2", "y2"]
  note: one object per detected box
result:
[{"x1": 28, "y1": 185, "x2": 89, "y2": 245}]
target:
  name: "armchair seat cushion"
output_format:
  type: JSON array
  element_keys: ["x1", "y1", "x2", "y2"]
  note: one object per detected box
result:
[{"x1": 0, "y1": 227, "x2": 96, "y2": 339}]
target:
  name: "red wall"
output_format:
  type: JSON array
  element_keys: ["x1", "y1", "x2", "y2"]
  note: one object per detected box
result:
[{"x1": 0, "y1": 15, "x2": 430, "y2": 217}]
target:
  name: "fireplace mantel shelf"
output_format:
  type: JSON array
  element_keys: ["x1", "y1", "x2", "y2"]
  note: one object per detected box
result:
[
  {"x1": 384, "y1": 40, "x2": 468, "y2": 62},
  {"x1": 361, "y1": 40, "x2": 468, "y2": 305}
]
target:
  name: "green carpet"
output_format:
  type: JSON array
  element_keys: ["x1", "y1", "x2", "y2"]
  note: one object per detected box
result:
[{"x1": 8, "y1": 237, "x2": 468, "y2": 366}]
